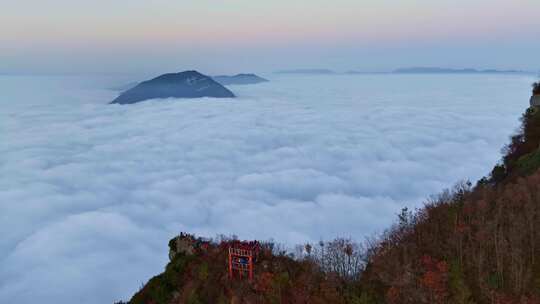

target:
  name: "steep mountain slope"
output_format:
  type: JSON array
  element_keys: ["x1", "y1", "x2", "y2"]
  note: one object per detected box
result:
[
  {"x1": 355, "y1": 91, "x2": 540, "y2": 304},
  {"x1": 127, "y1": 236, "x2": 350, "y2": 304},
  {"x1": 120, "y1": 87, "x2": 540, "y2": 304}
]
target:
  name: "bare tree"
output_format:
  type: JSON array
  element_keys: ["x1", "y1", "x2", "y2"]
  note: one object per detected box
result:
[{"x1": 310, "y1": 238, "x2": 366, "y2": 281}]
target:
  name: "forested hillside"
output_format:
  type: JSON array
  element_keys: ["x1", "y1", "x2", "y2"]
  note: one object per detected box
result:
[{"x1": 121, "y1": 87, "x2": 540, "y2": 304}]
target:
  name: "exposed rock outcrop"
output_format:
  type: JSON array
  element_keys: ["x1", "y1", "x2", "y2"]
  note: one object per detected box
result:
[
  {"x1": 530, "y1": 82, "x2": 540, "y2": 107},
  {"x1": 168, "y1": 235, "x2": 196, "y2": 261},
  {"x1": 531, "y1": 95, "x2": 540, "y2": 107}
]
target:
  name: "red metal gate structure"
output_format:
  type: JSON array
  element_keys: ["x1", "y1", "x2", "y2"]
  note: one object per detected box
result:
[{"x1": 227, "y1": 241, "x2": 260, "y2": 281}]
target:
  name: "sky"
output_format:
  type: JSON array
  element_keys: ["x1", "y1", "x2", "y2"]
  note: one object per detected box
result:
[{"x1": 1, "y1": 0, "x2": 540, "y2": 74}]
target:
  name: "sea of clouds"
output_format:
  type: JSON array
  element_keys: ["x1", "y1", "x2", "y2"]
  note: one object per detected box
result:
[{"x1": 0, "y1": 73, "x2": 534, "y2": 303}]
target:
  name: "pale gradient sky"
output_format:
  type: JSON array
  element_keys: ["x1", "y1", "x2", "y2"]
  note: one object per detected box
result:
[{"x1": 1, "y1": 0, "x2": 539, "y2": 74}]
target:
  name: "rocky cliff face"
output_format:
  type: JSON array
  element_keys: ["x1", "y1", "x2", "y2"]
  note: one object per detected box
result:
[
  {"x1": 530, "y1": 82, "x2": 540, "y2": 107},
  {"x1": 531, "y1": 95, "x2": 540, "y2": 107},
  {"x1": 111, "y1": 71, "x2": 235, "y2": 105},
  {"x1": 533, "y1": 82, "x2": 540, "y2": 95}
]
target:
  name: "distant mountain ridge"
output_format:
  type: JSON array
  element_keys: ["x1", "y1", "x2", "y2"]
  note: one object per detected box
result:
[
  {"x1": 273, "y1": 67, "x2": 529, "y2": 75},
  {"x1": 275, "y1": 69, "x2": 335, "y2": 75},
  {"x1": 110, "y1": 71, "x2": 235, "y2": 105},
  {"x1": 394, "y1": 67, "x2": 526, "y2": 74},
  {"x1": 212, "y1": 74, "x2": 269, "y2": 85}
]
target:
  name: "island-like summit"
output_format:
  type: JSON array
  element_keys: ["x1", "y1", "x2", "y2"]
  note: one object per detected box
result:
[
  {"x1": 111, "y1": 71, "x2": 235, "y2": 105},
  {"x1": 212, "y1": 73, "x2": 268, "y2": 85}
]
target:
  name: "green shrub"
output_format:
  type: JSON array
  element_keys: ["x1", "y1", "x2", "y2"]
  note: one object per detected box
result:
[
  {"x1": 130, "y1": 253, "x2": 195, "y2": 304},
  {"x1": 348, "y1": 292, "x2": 377, "y2": 304},
  {"x1": 187, "y1": 290, "x2": 203, "y2": 304},
  {"x1": 516, "y1": 149, "x2": 540, "y2": 175},
  {"x1": 198, "y1": 262, "x2": 209, "y2": 281},
  {"x1": 130, "y1": 274, "x2": 171, "y2": 304},
  {"x1": 490, "y1": 164, "x2": 507, "y2": 183},
  {"x1": 449, "y1": 261, "x2": 472, "y2": 304}
]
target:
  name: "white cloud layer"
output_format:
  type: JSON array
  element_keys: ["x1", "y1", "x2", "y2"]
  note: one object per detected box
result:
[{"x1": 0, "y1": 73, "x2": 534, "y2": 303}]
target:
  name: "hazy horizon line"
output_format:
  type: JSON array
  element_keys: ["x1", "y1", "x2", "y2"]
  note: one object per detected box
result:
[{"x1": 1, "y1": 66, "x2": 538, "y2": 77}]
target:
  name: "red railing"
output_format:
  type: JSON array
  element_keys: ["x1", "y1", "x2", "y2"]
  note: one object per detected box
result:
[{"x1": 228, "y1": 246, "x2": 255, "y2": 281}]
